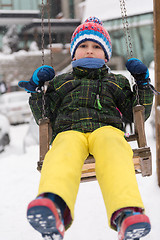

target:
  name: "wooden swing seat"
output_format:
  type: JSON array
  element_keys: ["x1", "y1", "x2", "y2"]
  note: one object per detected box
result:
[
  {"x1": 37, "y1": 105, "x2": 152, "y2": 182},
  {"x1": 81, "y1": 147, "x2": 151, "y2": 182}
]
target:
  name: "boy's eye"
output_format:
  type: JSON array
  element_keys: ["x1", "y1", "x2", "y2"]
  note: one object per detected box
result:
[
  {"x1": 94, "y1": 44, "x2": 101, "y2": 49},
  {"x1": 79, "y1": 44, "x2": 86, "y2": 48}
]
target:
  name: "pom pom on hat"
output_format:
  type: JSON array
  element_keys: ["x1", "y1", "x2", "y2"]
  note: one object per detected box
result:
[{"x1": 70, "y1": 16, "x2": 112, "y2": 62}]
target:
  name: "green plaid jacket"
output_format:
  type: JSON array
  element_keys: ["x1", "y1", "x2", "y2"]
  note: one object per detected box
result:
[{"x1": 29, "y1": 65, "x2": 153, "y2": 141}]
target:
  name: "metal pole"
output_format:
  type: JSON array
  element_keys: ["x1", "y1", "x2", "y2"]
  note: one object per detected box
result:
[{"x1": 153, "y1": 0, "x2": 160, "y2": 186}]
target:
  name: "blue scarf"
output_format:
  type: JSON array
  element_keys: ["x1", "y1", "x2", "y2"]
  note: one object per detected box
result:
[{"x1": 72, "y1": 58, "x2": 106, "y2": 69}]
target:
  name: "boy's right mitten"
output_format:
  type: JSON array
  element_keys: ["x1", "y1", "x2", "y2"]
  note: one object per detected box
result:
[{"x1": 18, "y1": 65, "x2": 55, "y2": 93}]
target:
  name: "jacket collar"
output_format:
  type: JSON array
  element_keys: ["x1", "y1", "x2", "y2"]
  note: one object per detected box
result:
[{"x1": 72, "y1": 65, "x2": 108, "y2": 79}]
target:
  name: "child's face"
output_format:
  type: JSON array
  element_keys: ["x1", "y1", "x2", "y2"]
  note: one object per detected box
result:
[{"x1": 73, "y1": 41, "x2": 107, "y2": 62}]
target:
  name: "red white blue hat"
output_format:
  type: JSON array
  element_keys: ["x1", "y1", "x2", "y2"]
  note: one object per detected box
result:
[{"x1": 70, "y1": 17, "x2": 112, "y2": 62}]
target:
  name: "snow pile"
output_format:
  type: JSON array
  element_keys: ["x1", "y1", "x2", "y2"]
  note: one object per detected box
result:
[
  {"x1": 29, "y1": 41, "x2": 39, "y2": 52},
  {"x1": 2, "y1": 25, "x2": 19, "y2": 54}
]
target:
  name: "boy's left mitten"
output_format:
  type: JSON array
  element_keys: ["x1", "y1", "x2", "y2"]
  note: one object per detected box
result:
[
  {"x1": 18, "y1": 65, "x2": 55, "y2": 93},
  {"x1": 126, "y1": 58, "x2": 150, "y2": 86}
]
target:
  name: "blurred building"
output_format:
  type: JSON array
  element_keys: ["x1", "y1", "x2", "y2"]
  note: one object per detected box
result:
[
  {"x1": 0, "y1": 0, "x2": 84, "y2": 51},
  {"x1": 0, "y1": 0, "x2": 83, "y2": 86},
  {"x1": 0, "y1": 0, "x2": 154, "y2": 70}
]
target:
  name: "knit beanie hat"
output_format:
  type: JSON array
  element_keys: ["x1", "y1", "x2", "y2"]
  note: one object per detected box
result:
[{"x1": 70, "y1": 16, "x2": 112, "y2": 62}]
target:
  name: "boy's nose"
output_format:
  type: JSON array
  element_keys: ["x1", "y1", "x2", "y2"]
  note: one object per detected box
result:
[{"x1": 87, "y1": 47, "x2": 93, "y2": 54}]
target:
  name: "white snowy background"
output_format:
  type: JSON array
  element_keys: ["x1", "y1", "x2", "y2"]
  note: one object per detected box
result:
[{"x1": 0, "y1": 0, "x2": 159, "y2": 239}]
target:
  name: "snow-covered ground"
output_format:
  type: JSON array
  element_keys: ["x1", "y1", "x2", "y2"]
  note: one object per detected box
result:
[{"x1": 0, "y1": 110, "x2": 159, "y2": 240}]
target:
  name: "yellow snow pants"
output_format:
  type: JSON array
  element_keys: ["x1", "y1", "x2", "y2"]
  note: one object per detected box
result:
[{"x1": 38, "y1": 126, "x2": 144, "y2": 229}]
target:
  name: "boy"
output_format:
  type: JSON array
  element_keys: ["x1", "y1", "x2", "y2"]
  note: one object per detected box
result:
[{"x1": 19, "y1": 17, "x2": 153, "y2": 240}]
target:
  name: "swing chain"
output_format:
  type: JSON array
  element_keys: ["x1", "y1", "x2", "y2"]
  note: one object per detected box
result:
[
  {"x1": 40, "y1": 0, "x2": 47, "y2": 119},
  {"x1": 135, "y1": 84, "x2": 140, "y2": 105},
  {"x1": 40, "y1": 0, "x2": 54, "y2": 119},
  {"x1": 41, "y1": 0, "x2": 45, "y2": 66},
  {"x1": 119, "y1": 0, "x2": 133, "y2": 59},
  {"x1": 119, "y1": 0, "x2": 140, "y2": 105},
  {"x1": 46, "y1": 0, "x2": 53, "y2": 68}
]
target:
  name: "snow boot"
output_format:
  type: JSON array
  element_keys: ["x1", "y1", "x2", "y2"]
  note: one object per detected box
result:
[
  {"x1": 116, "y1": 211, "x2": 151, "y2": 240},
  {"x1": 27, "y1": 196, "x2": 65, "y2": 240}
]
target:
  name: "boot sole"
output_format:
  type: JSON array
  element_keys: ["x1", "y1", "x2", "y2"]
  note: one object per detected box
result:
[
  {"x1": 124, "y1": 222, "x2": 151, "y2": 239},
  {"x1": 118, "y1": 214, "x2": 151, "y2": 240},
  {"x1": 27, "y1": 198, "x2": 64, "y2": 239}
]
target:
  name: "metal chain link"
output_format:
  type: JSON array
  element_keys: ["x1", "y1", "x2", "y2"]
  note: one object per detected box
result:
[
  {"x1": 40, "y1": 0, "x2": 54, "y2": 119},
  {"x1": 41, "y1": 0, "x2": 45, "y2": 66},
  {"x1": 47, "y1": 0, "x2": 53, "y2": 68},
  {"x1": 41, "y1": 0, "x2": 46, "y2": 119},
  {"x1": 119, "y1": 0, "x2": 133, "y2": 59},
  {"x1": 119, "y1": 0, "x2": 140, "y2": 105}
]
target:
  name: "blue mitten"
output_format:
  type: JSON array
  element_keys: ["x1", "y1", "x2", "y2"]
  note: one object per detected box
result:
[
  {"x1": 126, "y1": 58, "x2": 150, "y2": 86},
  {"x1": 18, "y1": 65, "x2": 55, "y2": 93}
]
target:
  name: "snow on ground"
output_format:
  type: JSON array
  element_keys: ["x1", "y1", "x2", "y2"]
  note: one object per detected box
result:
[{"x1": 0, "y1": 113, "x2": 160, "y2": 240}]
